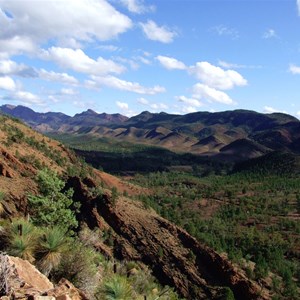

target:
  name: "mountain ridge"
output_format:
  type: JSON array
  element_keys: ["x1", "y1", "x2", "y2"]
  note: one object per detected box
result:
[{"x1": 1, "y1": 104, "x2": 299, "y2": 161}]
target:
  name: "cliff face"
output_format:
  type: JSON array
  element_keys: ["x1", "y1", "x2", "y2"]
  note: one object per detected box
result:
[{"x1": 66, "y1": 176, "x2": 270, "y2": 300}]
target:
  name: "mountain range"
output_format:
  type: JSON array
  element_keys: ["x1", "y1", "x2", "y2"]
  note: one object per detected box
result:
[{"x1": 1, "y1": 104, "x2": 300, "y2": 161}]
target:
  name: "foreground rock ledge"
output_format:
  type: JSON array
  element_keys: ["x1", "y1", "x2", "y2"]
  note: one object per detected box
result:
[{"x1": 0, "y1": 254, "x2": 86, "y2": 300}]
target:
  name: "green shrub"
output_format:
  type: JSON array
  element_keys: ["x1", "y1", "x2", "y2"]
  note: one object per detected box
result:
[
  {"x1": 36, "y1": 226, "x2": 69, "y2": 276},
  {"x1": 6, "y1": 219, "x2": 39, "y2": 263},
  {"x1": 96, "y1": 275, "x2": 134, "y2": 300}
]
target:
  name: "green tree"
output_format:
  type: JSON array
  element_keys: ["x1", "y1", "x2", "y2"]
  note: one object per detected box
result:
[{"x1": 28, "y1": 169, "x2": 79, "y2": 232}]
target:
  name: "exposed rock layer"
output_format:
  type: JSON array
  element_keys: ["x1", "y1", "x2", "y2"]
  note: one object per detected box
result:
[{"x1": 67, "y1": 176, "x2": 270, "y2": 300}]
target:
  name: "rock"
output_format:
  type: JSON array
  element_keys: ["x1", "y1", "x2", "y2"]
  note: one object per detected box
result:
[
  {"x1": 0, "y1": 254, "x2": 53, "y2": 299},
  {"x1": 7, "y1": 256, "x2": 54, "y2": 291},
  {"x1": 0, "y1": 255, "x2": 86, "y2": 300},
  {"x1": 0, "y1": 162, "x2": 14, "y2": 178},
  {"x1": 33, "y1": 297, "x2": 55, "y2": 300},
  {"x1": 44, "y1": 279, "x2": 87, "y2": 300}
]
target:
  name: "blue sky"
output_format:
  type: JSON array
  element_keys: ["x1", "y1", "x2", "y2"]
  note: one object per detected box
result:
[{"x1": 0, "y1": 0, "x2": 300, "y2": 118}]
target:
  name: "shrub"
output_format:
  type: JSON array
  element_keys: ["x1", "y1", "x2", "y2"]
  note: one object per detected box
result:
[
  {"x1": 53, "y1": 240, "x2": 101, "y2": 298},
  {"x1": 6, "y1": 219, "x2": 39, "y2": 263},
  {"x1": 36, "y1": 227, "x2": 69, "y2": 276},
  {"x1": 96, "y1": 275, "x2": 134, "y2": 300}
]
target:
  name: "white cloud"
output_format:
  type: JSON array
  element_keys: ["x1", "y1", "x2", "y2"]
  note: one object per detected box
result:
[
  {"x1": 137, "y1": 97, "x2": 168, "y2": 111},
  {"x1": 289, "y1": 64, "x2": 300, "y2": 74},
  {"x1": 13, "y1": 91, "x2": 42, "y2": 104},
  {"x1": 38, "y1": 69, "x2": 79, "y2": 85},
  {"x1": 150, "y1": 102, "x2": 168, "y2": 110},
  {"x1": 115, "y1": 100, "x2": 136, "y2": 116},
  {"x1": 0, "y1": 36, "x2": 37, "y2": 58},
  {"x1": 116, "y1": 101, "x2": 129, "y2": 110},
  {"x1": 0, "y1": 0, "x2": 132, "y2": 57},
  {"x1": 120, "y1": 0, "x2": 154, "y2": 14},
  {"x1": 176, "y1": 95, "x2": 202, "y2": 107},
  {"x1": 297, "y1": 111, "x2": 300, "y2": 117},
  {"x1": 2, "y1": 90, "x2": 44, "y2": 106},
  {"x1": 262, "y1": 29, "x2": 278, "y2": 39},
  {"x1": 91, "y1": 75, "x2": 166, "y2": 95},
  {"x1": 0, "y1": 76, "x2": 16, "y2": 91},
  {"x1": 210, "y1": 25, "x2": 239, "y2": 39},
  {"x1": 181, "y1": 106, "x2": 198, "y2": 114},
  {"x1": 0, "y1": 59, "x2": 37, "y2": 77},
  {"x1": 192, "y1": 83, "x2": 235, "y2": 105},
  {"x1": 298, "y1": 0, "x2": 300, "y2": 15},
  {"x1": 156, "y1": 55, "x2": 186, "y2": 70},
  {"x1": 136, "y1": 56, "x2": 151, "y2": 65},
  {"x1": 61, "y1": 88, "x2": 77, "y2": 95},
  {"x1": 41, "y1": 47, "x2": 125, "y2": 76},
  {"x1": 263, "y1": 106, "x2": 287, "y2": 114},
  {"x1": 140, "y1": 20, "x2": 177, "y2": 43},
  {"x1": 218, "y1": 60, "x2": 262, "y2": 70},
  {"x1": 189, "y1": 61, "x2": 247, "y2": 90},
  {"x1": 138, "y1": 97, "x2": 149, "y2": 105}
]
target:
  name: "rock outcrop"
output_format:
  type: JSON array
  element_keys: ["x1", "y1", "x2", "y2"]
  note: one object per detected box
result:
[{"x1": 0, "y1": 254, "x2": 86, "y2": 300}]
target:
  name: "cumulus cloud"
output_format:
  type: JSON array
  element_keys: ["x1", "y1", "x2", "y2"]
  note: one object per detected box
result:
[
  {"x1": 289, "y1": 64, "x2": 300, "y2": 74},
  {"x1": 2, "y1": 90, "x2": 44, "y2": 106},
  {"x1": 263, "y1": 106, "x2": 287, "y2": 114},
  {"x1": 140, "y1": 20, "x2": 177, "y2": 43},
  {"x1": 137, "y1": 97, "x2": 168, "y2": 111},
  {"x1": 41, "y1": 47, "x2": 125, "y2": 76},
  {"x1": 156, "y1": 55, "x2": 186, "y2": 70},
  {"x1": 0, "y1": 76, "x2": 16, "y2": 91},
  {"x1": 120, "y1": 0, "x2": 154, "y2": 14},
  {"x1": 0, "y1": 36, "x2": 37, "y2": 58},
  {"x1": 192, "y1": 83, "x2": 235, "y2": 105},
  {"x1": 137, "y1": 97, "x2": 149, "y2": 105},
  {"x1": 262, "y1": 29, "x2": 278, "y2": 39},
  {"x1": 38, "y1": 69, "x2": 79, "y2": 85},
  {"x1": 210, "y1": 25, "x2": 239, "y2": 39},
  {"x1": 0, "y1": 0, "x2": 132, "y2": 57},
  {"x1": 189, "y1": 61, "x2": 247, "y2": 90},
  {"x1": 116, "y1": 101, "x2": 129, "y2": 110},
  {"x1": 0, "y1": 59, "x2": 37, "y2": 77},
  {"x1": 116, "y1": 100, "x2": 136, "y2": 116},
  {"x1": 91, "y1": 75, "x2": 166, "y2": 94},
  {"x1": 181, "y1": 106, "x2": 198, "y2": 114},
  {"x1": 150, "y1": 103, "x2": 168, "y2": 110},
  {"x1": 176, "y1": 95, "x2": 202, "y2": 107}
]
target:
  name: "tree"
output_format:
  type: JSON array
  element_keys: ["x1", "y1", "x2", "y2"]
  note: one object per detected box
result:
[{"x1": 28, "y1": 169, "x2": 79, "y2": 232}]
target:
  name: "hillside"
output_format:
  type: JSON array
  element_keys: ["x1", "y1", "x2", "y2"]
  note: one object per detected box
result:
[
  {"x1": 1, "y1": 105, "x2": 300, "y2": 161},
  {"x1": 0, "y1": 114, "x2": 274, "y2": 299}
]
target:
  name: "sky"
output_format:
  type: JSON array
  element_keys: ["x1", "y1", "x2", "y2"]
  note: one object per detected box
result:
[{"x1": 1, "y1": 0, "x2": 300, "y2": 118}]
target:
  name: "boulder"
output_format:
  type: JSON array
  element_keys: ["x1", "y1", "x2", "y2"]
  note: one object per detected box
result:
[{"x1": 0, "y1": 255, "x2": 86, "y2": 300}]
